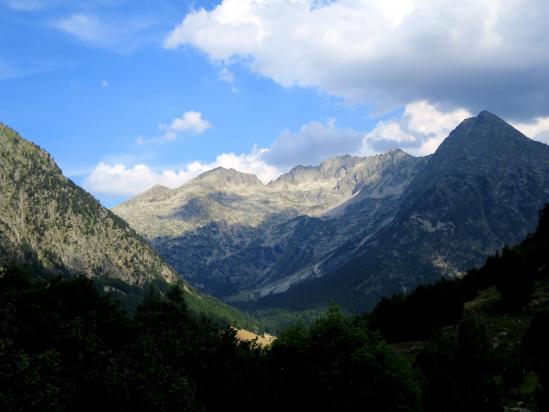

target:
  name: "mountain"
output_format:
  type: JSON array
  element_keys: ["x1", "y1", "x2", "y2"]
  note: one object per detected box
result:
[
  {"x1": 114, "y1": 111, "x2": 549, "y2": 316},
  {"x1": 365, "y1": 203, "x2": 549, "y2": 410},
  {"x1": 249, "y1": 111, "x2": 549, "y2": 313},
  {"x1": 0, "y1": 123, "x2": 256, "y2": 327},
  {"x1": 0, "y1": 123, "x2": 178, "y2": 285},
  {"x1": 114, "y1": 149, "x2": 424, "y2": 299}
]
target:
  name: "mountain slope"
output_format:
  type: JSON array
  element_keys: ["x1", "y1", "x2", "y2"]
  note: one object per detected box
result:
[
  {"x1": 0, "y1": 123, "x2": 257, "y2": 328},
  {"x1": 115, "y1": 149, "x2": 425, "y2": 298},
  {"x1": 115, "y1": 111, "x2": 549, "y2": 316},
  {"x1": 367, "y1": 203, "x2": 549, "y2": 411},
  {"x1": 0, "y1": 123, "x2": 178, "y2": 285},
  {"x1": 253, "y1": 111, "x2": 549, "y2": 313}
]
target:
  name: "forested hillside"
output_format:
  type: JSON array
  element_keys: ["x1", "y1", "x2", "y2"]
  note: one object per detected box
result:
[
  {"x1": 1, "y1": 205, "x2": 548, "y2": 411},
  {"x1": 0, "y1": 123, "x2": 257, "y2": 329},
  {"x1": 0, "y1": 265, "x2": 419, "y2": 412},
  {"x1": 368, "y1": 204, "x2": 549, "y2": 410}
]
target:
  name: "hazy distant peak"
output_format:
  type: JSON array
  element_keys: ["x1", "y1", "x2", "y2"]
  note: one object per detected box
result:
[
  {"x1": 269, "y1": 149, "x2": 416, "y2": 191},
  {"x1": 318, "y1": 154, "x2": 363, "y2": 173},
  {"x1": 149, "y1": 184, "x2": 171, "y2": 192},
  {"x1": 143, "y1": 184, "x2": 172, "y2": 198},
  {"x1": 194, "y1": 167, "x2": 263, "y2": 186},
  {"x1": 372, "y1": 148, "x2": 414, "y2": 162}
]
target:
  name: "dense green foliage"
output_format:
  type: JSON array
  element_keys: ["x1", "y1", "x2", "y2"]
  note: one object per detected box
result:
[
  {"x1": 370, "y1": 205, "x2": 549, "y2": 342},
  {"x1": 369, "y1": 279, "x2": 464, "y2": 343},
  {"x1": 524, "y1": 310, "x2": 549, "y2": 410},
  {"x1": 2, "y1": 204, "x2": 548, "y2": 411},
  {"x1": 0, "y1": 265, "x2": 419, "y2": 412},
  {"x1": 366, "y1": 204, "x2": 549, "y2": 410},
  {"x1": 265, "y1": 307, "x2": 420, "y2": 411}
]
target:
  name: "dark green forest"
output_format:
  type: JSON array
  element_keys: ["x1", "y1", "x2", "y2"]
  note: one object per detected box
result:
[
  {"x1": 1, "y1": 204, "x2": 549, "y2": 411},
  {"x1": 0, "y1": 266, "x2": 418, "y2": 411}
]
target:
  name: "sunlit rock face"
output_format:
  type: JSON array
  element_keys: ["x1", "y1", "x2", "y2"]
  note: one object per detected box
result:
[
  {"x1": 0, "y1": 123, "x2": 179, "y2": 286},
  {"x1": 115, "y1": 112, "x2": 549, "y2": 313}
]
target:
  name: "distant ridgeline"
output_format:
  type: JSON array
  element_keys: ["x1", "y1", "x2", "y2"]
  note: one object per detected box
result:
[
  {"x1": 115, "y1": 111, "x2": 549, "y2": 320},
  {"x1": 0, "y1": 123, "x2": 257, "y2": 329}
]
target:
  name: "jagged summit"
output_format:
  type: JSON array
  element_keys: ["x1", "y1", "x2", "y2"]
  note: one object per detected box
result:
[
  {"x1": 114, "y1": 110, "x2": 549, "y2": 313},
  {"x1": 439, "y1": 110, "x2": 533, "y2": 152},
  {"x1": 271, "y1": 149, "x2": 413, "y2": 188}
]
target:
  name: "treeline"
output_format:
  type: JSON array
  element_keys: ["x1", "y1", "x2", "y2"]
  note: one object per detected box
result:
[
  {"x1": 370, "y1": 205, "x2": 549, "y2": 342},
  {"x1": 2, "y1": 205, "x2": 548, "y2": 411},
  {"x1": 366, "y1": 204, "x2": 549, "y2": 410},
  {"x1": 0, "y1": 265, "x2": 419, "y2": 412}
]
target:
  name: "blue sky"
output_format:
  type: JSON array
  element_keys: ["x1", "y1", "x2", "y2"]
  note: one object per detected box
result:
[{"x1": 2, "y1": 0, "x2": 549, "y2": 206}]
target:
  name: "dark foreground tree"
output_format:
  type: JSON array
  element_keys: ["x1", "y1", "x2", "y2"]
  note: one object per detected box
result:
[
  {"x1": 0, "y1": 266, "x2": 419, "y2": 412},
  {"x1": 265, "y1": 306, "x2": 421, "y2": 412}
]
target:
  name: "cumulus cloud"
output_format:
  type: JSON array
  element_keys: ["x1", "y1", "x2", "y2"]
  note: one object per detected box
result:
[
  {"x1": 84, "y1": 162, "x2": 208, "y2": 197},
  {"x1": 137, "y1": 111, "x2": 213, "y2": 144},
  {"x1": 160, "y1": 111, "x2": 212, "y2": 136},
  {"x1": 85, "y1": 149, "x2": 279, "y2": 197},
  {"x1": 264, "y1": 118, "x2": 364, "y2": 168},
  {"x1": 363, "y1": 101, "x2": 471, "y2": 156},
  {"x1": 512, "y1": 117, "x2": 549, "y2": 144},
  {"x1": 165, "y1": 0, "x2": 549, "y2": 120},
  {"x1": 86, "y1": 102, "x2": 476, "y2": 198}
]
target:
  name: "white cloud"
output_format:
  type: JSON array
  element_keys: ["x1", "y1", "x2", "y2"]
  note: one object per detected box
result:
[
  {"x1": 512, "y1": 117, "x2": 549, "y2": 144},
  {"x1": 363, "y1": 101, "x2": 471, "y2": 155},
  {"x1": 85, "y1": 149, "x2": 279, "y2": 197},
  {"x1": 86, "y1": 102, "x2": 474, "y2": 198},
  {"x1": 84, "y1": 163, "x2": 204, "y2": 197},
  {"x1": 165, "y1": 0, "x2": 549, "y2": 120},
  {"x1": 51, "y1": 13, "x2": 152, "y2": 52},
  {"x1": 162, "y1": 111, "x2": 212, "y2": 135},
  {"x1": 138, "y1": 111, "x2": 213, "y2": 144},
  {"x1": 52, "y1": 14, "x2": 110, "y2": 45}
]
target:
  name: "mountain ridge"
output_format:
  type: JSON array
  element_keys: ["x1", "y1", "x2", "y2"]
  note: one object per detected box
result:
[
  {"x1": 114, "y1": 111, "x2": 549, "y2": 316},
  {"x1": 0, "y1": 123, "x2": 178, "y2": 286},
  {"x1": 114, "y1": 141, "x2": 428, "y2": 300},
  {"x1": 0, "y1": 123, "x2": 258, "y2": 328}
]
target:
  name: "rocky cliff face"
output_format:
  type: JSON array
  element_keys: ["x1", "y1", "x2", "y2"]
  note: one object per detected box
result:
[
  {"x1": 0, "y1": 123, "x2": 178, "y2": 286},
  {"x1": 114, "y1": 146, "x2": 427, "y2": 300},
  {"x1": 115, "y1": 112, "x2": 549, "y2": 314},
  {"x1": 253, "y1": 111, "x2": 549, "y2": 313}
]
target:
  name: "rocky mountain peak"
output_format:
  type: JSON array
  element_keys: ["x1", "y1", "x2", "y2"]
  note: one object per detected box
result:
[
  {"x1": 439, "y1": 110, "x2": 530, "y2": 152},
  {"x1": 113, "y1": 110, "x2": 549, "y2": 316},
  {"x1": 383, "y1": 148, "x2": 410, "y2": 158},
  {"x1": 194, "y1": 167, "x2": 263, "y2": 187},
  {"x1": 429, "y1": 110, "x2": 549, "y2": 175},
  {"x1": 1, "y1": 123, "x2": 61, "y2": 175}
]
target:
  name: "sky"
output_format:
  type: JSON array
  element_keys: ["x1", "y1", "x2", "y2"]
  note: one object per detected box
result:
[{"x1": 1, "y1": 0, "x2": 549, "y2": 207}]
